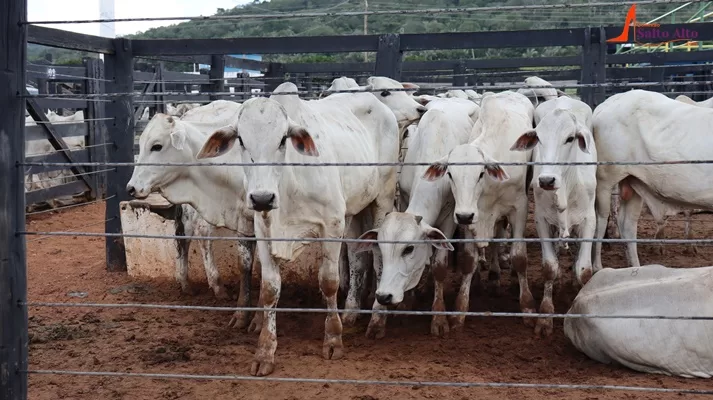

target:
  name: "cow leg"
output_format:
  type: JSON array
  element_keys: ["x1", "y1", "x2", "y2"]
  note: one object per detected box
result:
[
  {"x1": 683, "y1": 211, "x2": 698, "y2": 255},
  {"x1": 194, "y1": 219, "x2": 230, "y2": 300},
  {"x1": 574, "y1": 209, "x2": 597, "y2": 288},
  {"x1": 250, "y1": 238, "x2": 280, "y2": 377},
  {"x1": 534, "y1": 211, "x2": 557, "y2": 337},
  {"x1": 365, "y1": 248, "x2": 387, "y2": 339},
  {"x1": 430, "y1": 248, "x2": 450, "y2": 337},
  {"x1": 593, "y1": 183, "x2": 614, "y2": 274},
  {"x1": 510, "y1": 199, "x2": 536, "y2": 327},
  {"x1": 487, "y1": 225, "x2": 503, "y2": 295},
  {"x1": 653, "y1": 218, "x2": 666, "y2": 256},
  {"x1": 617, "y1": 189, "x2": 643, "y2": 269},
  {"x1": 247, "y1": 253, "x2": 264, "y2": 334},
  {"x1": 320, "y1": 240, "x2": 344, "y2": 361},
  {"x1": 451, "y1": 229, "x2": 478, "y2": 332},
  {"x1": 175, "y1": 206, "x2": 195, "y2": 295},
  {"x1": 496, "y1": 219, "x2": 510, "y2": 270},
  {"x1": 342, "y1": 215, "x2": 369, "y2": 327},
  {"x1": 229, "y1": 239, "x2": 255, "y2": 330}
]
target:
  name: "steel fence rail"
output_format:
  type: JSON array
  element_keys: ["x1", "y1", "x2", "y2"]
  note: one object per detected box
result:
[
  {"x1": 23, "y1": 0, "x2": 706, "y2": 24},
  {"x1": 20, "y1": 369, "x2": 713, "y2": 394},
  {"x1": 21, "y1": 80, "x2": 713, "y2": 99},
  {"x1": 22, "y1": 301, "x2": 713, "y2": 321},
  {"x1": 16, "y1": 231, "x2": 713, "y2": 244},
  {"x1": 19, "y1": 159, "x2": 713, "y2": 168}
]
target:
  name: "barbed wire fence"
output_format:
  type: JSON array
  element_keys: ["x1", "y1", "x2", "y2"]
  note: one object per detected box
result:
[{"x1": 6, "y1": 1, "x2": 713, "y2": 397}]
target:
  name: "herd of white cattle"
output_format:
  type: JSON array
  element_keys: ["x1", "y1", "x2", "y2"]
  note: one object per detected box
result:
[{"x1": 118, "y1": 75, "x2": 713, "y2": 379}]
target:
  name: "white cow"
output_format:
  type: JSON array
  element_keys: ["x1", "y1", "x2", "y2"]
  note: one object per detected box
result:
[
  {"x1": 126, "y1": 100, "x2": 258, "y2": 330},
  {"x1": 166, "y1": 102, "x2": 201, "y2": 118},
  {"x1": 564, "y1": 264, "x2": 713, "y2": 378},
  {"x1": 355, "y1": 97, "x2": 479, "y2": 338},
  {"x1": 423, "y1": 91, "x2": 537, "y2": 325},
  {"x1": 510, "y1": 96, "x2": 596, "y2": 336},
  {"x1": 195, "y1": 81, "x2": 399, "y2": 376},
  {"x1": 591, "y1": 90, "x2": 713, "y2": 274},
  {"x1": 675, "y1": 94, "x2": 713, "y2": 108}
]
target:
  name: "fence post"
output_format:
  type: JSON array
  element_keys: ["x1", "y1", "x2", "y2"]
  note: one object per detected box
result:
[
  {"x1": 453, "y1": 60, "x2": 467, "y2": 88},
  {"x1": 581, "y1": 27, "x2": 607, "y2": 109},
  {"x1": 0, "y1": 0, "x2": 29, "y2": 398},
  {"x1": 85, "y1": 57, "x2": 108, "y2": 200},
  {"x1": 155, "y1": 62, "x2": 166, "y2": 115},
  {"x1": 104, "y1": 38, "x2": 135, "y2": 272},
  {"x1": 648, "y1": 53, "x2": 667, "y2": 96},
  {"x1": 209, "y1": 54, "x2": 225, "y2": 101},
  {"x1": 264, "y1": 62, "x2": 286, "y2": 93},
  {"x1": 374, "y1": 33, "x2": 403, "y2": 80}
]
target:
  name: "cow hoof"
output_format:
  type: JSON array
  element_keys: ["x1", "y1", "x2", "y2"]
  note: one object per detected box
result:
[
  {"x1": 228, "y1": 311, "x2": 250, "y2": 330},
  {"x1": 366, "y1": 320, "x2": 386, "y2": 340},
  {"x1": 213, "y1": 286, "x2": 232, "y2": 300},
  {"x1": 179, "y1": 283, "x2": 198, "y2": 296},
  {"x1": 323, "y1": 336, "x2": 344, "y2": 360},
  {"x1": 579, "y1": 268, "x2": 593, "y2": 286},
  {"x1": 521, "y1": 309, "x2": 537, "y2": 328},
  {"x1": 250, "y1": 360, "x2": 275, "y2": 377},
  {"x1": 534, "y1": 318, "x2": 554, "y2": 338},
  {"x1": 430, "y1": 315, "x2": 450, "y2": 337},
  {"x1": 248, "y1": 314, "x2": 264, "y2": 334},
  {"x1": 341, "y1": 312, "x2": 358, "y2": 327}
]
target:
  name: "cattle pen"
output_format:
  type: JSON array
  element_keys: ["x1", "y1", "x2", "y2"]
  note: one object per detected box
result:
[{"x1": 5, "y1": 0, "x2": 713, "y2": 398}]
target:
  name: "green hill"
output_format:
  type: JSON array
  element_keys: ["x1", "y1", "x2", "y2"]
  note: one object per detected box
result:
[{"x1": 29, "y1": 0, "x2": 704, "y2": 65}]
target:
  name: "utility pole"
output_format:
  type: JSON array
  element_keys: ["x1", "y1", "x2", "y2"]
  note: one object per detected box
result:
[{"x1": 363, "y1": 0, "x2": 368, "y2": 62}]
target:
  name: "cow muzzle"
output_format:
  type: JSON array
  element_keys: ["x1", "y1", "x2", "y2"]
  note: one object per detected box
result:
[
  {"x1": 126, "y1": 183, "x2": 149, "y2": 199},
  {"x1": 249, "y1": 191, "x2": 277, "y2": 212},
  {"x1": 538, "y1": 175, "x2": 559, "y2": 191}
]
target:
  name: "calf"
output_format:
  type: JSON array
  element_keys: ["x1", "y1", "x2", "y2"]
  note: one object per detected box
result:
[
  {"x1": 510, "y1": 96, "x2": 597, "y2": 336},
  {"x1": 423, "y1": 91, "x2": 537, "y2": 326},
  {"x1": 355, "y1": 97, "x2": 479, "y2": 337},
  {"x1": 196, "y1": 83, "x2": 399, "y2": 376}
]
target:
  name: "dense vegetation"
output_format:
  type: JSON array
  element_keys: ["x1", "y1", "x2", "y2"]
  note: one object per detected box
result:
[{"x1": 28, "y1": 0, "x2": 705, "y2": 65}]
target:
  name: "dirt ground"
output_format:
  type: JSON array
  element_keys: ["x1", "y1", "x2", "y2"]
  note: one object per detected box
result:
[{"x1": 25, "y1": 202, "x2": 713, "y2": 400}]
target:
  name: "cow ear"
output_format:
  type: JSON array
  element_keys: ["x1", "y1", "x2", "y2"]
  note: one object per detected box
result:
[
  {"x1": 354, "y1": 230, "x2": 379, "y2": 253},
  {"x1": 169, "y1": 120, "x2": 186, "y2": 151},
  {"x1": 413, "y1": 95, "x2": 430, "y2": 106},
  {"x1": 575, "y1": 130, "x2": 591, "y2": 154},
  {"x1": 287, "y1": 125, "x2": 319, "y2": 157},
  {"x1": 422, "y1": 155, "x2": 448, "y2": 181},
  {"x1": 423, "y1": 225, "x2": 454, "y2": 251},
  {"x1": 510, "y1": 130, "x2": 539, "y2": 151},
  {"x1": 480, "y1": 150, "x2": 510, "y2": 182},
  {"x1": 196, "y1": 126, "x2": 238, "y2": 159},
  {"x1": 401, "y1": 82, "x2": 420, "y2": 90}
]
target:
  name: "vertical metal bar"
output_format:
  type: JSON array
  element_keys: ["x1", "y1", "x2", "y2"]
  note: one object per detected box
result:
[
  {"x1": 155, "y1": 62, "x2": 166, "y2": 115},
  {"x1": 209, "y1": 54, "x2": 225, "y2": 101},
  {"x1": 104, "y1": 38, "x2": 134, "y2": 272},
  {"x1": 0, "y1": 0, "x2": 29, "y2": 397},
  {"x1": 592, "y1": 27, "x2": 607, "y2": 108},
  {"x1": 264, "y1": 62, "x2": 286, "y2": 93},
  {"x1": 374, "y1": 33, "x2": 403, "y2": 80},
  {"x1": 85, "y1": 57, "x2": 108, "y2": 200},
  {"x1": 453, "y1": 60, "x2": 467, "y2": 87}
]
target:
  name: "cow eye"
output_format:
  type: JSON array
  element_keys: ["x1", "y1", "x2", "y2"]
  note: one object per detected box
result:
[
  {"x1": 238, "y1": 136, "x2": 245, "y2": 148},
  {"x1": 150, "y1": 144, "x2": 163, "y2": 152},
  {"x1": 478, "y1": 171, "x2": 485, "y2": 180},
  {"x1": 402, "y1": 245, "x2": 414, "y2": 256},
  {"x1": 447, "y1": 171, "x2": 452, "y2": 180},
  {"x1": 279, "y1": 135, "x2": 287, "y2": 149},
  {"x1": 565, "y1": 136, "x2": 575, "y2": 144},
  {"x1": 381, "y1": 90, "x2": 391, "y2": 97}
]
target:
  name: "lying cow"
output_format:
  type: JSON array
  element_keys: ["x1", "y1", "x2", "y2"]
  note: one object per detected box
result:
[
  {"x1": 565, "y1": 264, "x2": 713, "y2": 378},
  {"x1": 510, "y1": 96, "x2": 596, "y2": 336}
]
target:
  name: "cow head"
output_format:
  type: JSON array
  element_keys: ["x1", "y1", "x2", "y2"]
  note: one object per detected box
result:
[
  {"x1": 365, "y1": 77, "x2": 428, "y2": 130},
  {"x1": 354, "y1": 213, "x2": 453, "y2": 306},
  {"x1": 196, "y1": 97, "x2": 318, "y2": 213},
  {"x1": 511, "y1": 108, "x2": 590, "y2": 191},
  {"x1": 422, "y1": 144, "x2": 509, "y2": 241},
  {"x1": 127, "y1": 114, "x2": 193, "y2": 199}
]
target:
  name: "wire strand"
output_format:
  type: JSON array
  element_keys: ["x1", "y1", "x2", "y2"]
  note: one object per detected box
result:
[
  {"x1": 24, "y1": 0, "x2": 706, "y2": 25},
  {"x1": 25, "y1": 195, "x2": 116, "y2": 216}
]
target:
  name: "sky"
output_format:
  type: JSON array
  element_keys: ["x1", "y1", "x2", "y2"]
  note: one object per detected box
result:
[{"x1": 28, "y1": 0, "x2": 253, "y2": 37}]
